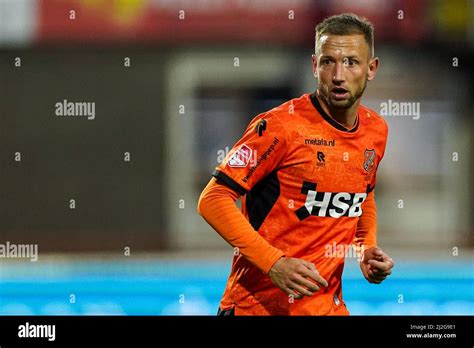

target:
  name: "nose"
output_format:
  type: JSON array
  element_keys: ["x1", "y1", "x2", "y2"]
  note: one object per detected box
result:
[{"x1": 332, "y1": 62, "x2": 345, "y2": 84}]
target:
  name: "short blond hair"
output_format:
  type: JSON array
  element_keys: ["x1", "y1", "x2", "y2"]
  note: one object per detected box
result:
[{"x1": 315, "y1": 13, "x2": 374, "y2": 57}]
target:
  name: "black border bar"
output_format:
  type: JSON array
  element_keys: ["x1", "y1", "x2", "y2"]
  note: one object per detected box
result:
[{"x1": 0, "y1": 315, "x2": 472, "y2": 346}]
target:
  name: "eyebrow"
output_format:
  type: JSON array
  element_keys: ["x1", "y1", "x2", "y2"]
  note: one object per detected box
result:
[{"x1": 319, "y1": 55, "x2": 360, "y2": 60}]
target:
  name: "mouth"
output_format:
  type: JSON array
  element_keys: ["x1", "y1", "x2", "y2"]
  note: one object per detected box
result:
[{"x1": 330, "y1": 86, "x2": 350, "y2": 100}]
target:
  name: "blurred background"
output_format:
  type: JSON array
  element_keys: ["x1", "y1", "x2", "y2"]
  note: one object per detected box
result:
[{"x1": 0, "y1": 0, "x2": 472, "y2": 315}]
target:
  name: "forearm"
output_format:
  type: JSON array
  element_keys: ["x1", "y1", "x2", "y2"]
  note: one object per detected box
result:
[
  {"x1": 197, "y1": 178, "x2": 284, "y2": 274},
  {"x1": 355, "y1": 191, "x2": 377, "y2": 250}
]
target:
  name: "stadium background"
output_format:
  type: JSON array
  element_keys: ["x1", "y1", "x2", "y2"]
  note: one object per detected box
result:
[{"x1": 0, "y1": 0, "x2": 472, "y2": 315}]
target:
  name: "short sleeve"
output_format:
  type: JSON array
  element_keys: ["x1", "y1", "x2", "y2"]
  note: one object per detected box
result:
[{"x1": 213, "y1": 112, "x2": 287, "y2": 195}]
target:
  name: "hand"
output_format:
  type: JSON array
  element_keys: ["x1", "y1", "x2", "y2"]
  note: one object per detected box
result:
[
  {"x1": 360, "y1": 247, "x2": 394, "y2": 284},
  {"x1": 268, "y1": 257, "x2": 328, "y2": 299}
]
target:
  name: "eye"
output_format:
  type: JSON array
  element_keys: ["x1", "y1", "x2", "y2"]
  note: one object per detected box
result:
[
  {"x1": 321, "y1": 59, "x2": 332, "y2": 65},
  {"x1": 344, "y1": 58, "x2": 358, "y2": 66}
]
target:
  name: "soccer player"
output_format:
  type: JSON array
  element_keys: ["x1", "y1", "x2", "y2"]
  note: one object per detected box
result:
[{"x1": 198, "y1": 13, "x2": 394, "y2": 315}]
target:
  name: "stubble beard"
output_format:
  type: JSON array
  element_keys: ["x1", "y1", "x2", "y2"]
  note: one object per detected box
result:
[{"x1": 320, "y1": 79, "x2": 368, "y2": 110}]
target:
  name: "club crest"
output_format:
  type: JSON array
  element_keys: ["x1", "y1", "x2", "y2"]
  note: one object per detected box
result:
[{"x1": 363, "y1": 149, "x2": 376, "y2": 173}]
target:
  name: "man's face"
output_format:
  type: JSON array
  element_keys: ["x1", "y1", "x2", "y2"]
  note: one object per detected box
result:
[{"x1": 312, "y1": 33, "x2": 378, "y2": 110}]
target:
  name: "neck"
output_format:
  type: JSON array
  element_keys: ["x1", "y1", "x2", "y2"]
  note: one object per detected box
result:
[{"x1": 316, "y1": 90, "x2": 360, "y2": 129}]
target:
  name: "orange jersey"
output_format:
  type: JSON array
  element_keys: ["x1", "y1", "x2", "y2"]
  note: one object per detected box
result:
[{"x1": 211, "y1": 92, "x2": 388, "y2": 315}]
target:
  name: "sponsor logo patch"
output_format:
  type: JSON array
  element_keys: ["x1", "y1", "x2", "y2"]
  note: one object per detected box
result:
[
  {"x1": 227, "y1": 144, "x2": 252, "y2": 167},
  {"x1": 305, "y1": 137, "x2": 335, "y2": 146},
  {"x1": 295, "y1": 181, "x2": 374, "y2": 220}
]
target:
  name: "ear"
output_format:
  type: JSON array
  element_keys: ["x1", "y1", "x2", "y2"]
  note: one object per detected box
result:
[
  {"x1": 311, "y1": 54, "x2": 318, "y2": 79},
  {"x1": 367, "y1": 57, "x2": 379, "y2": 81}
]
